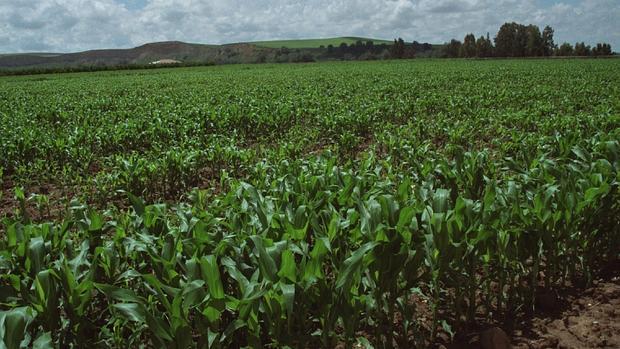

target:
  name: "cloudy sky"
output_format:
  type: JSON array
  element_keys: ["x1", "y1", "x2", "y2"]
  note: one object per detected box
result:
[{"x1": 0, "y1": 0, "x2": 618, "y2": 53}]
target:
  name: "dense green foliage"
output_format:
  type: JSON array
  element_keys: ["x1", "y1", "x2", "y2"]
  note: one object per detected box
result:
[
  {"x1": 0, "y1": 59, "x2": 619, "y2": 348},
  {"x1": 444, "y1": 22, "x2": 614, "y2": 58}
]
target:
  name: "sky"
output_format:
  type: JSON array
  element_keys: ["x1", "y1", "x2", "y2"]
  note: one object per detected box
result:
[{"x1": 0, "y1": 0, "x2": 618, "y2": 53}]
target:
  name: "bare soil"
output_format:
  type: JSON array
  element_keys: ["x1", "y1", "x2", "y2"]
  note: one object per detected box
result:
[
  {"x1": 512, "y1": 277, "x2": 620, "y2": 349},
  {"x1": 449, "y1": 261, "x2": 620, "y2": 349},
  {"x1": 0, "y1": 178, "x2": 75, "y2": 223}
]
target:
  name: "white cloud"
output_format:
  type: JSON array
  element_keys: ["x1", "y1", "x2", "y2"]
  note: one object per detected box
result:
[{"x1": 0, "y1": 0, "x2": 617, "y2": 53}]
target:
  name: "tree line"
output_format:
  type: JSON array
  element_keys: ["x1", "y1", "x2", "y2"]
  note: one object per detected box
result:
[
  {"x1": 322, "y1": 39, "x2": 431, "y2": 60},
  {"x1": 443, "y1": 22, "x2": 613, "y2": 58},
  {"x1": 268, "y1": 39, "x2": 435, "y2": 62}
]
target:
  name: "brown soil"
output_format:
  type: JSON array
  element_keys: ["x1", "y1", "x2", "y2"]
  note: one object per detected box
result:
[
  {"x1": 512, "y1": 277, "x2": 620, "y2": 349},
  {"x1": 449, "y1": 261, "x2": 620, "y2": 349},
  {"x1": 0, "y1": 178, "x2": 77, "y2": 223}
]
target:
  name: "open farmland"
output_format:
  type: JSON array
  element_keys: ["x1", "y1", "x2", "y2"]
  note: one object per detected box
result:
[{"x1": 0, "y1": 59, "x2": 619, "y2": 348}]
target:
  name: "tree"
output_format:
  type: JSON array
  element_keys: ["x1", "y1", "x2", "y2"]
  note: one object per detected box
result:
[
  {"x1": 412, "y1": 41, "x2": 433, "y2": 53},
  {"x1": 541, "y1": 25, "x2": 555, "y2": 56},
  {"x1": 556, "y1": 42, "x2": 574, "y2": 56},
  {"x1": 513, "y1": 24, "x2": 529, "y2": 56},
  {"x1": 574, "y1": 42, "x2": 591, "y2": 56},
  {"x1": 495, "y1": 22, "x2": 537, "y2": 57},
  {"x1": 495, "y1": 22, "x2": 520, "y2": 57},
  {"x1": 460, "y1": 33, "x2": 477, "y2": 58},
  {"x1": 494, "y1": 23, "x2": 559, "y2": 57},
  {"x1": 390, "y1": 38, "x2": 406, "y2": 59},
  {"x1": 592, "y1": 43, "x2": 612, "y2": 56},
  {"x1": 475, "y1": 34, "x2": 493, "y2": 57},
  {"x1": 443, "y1": 39, "x2": 462, "y2": 58},
  {"x1": 525, "y1": 25, "x2": 543, "y2": 56},
  {"x1": 494, "y1": 23, "x2": 511, "y2": 56},
  {"x1": 404, "y1": 42, "x2": 416, "y2": 59}
]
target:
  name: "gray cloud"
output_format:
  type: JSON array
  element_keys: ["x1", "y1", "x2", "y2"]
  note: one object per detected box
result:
[
  {"x1": 0, "y1": 0, "x2": 618, "y2": 53},
  {"x1": 427, "y1": 0, "x2": 480, "y2": 13},
  {"x1": 9, "y1": 15, "x2": 47, "y2": 30}
]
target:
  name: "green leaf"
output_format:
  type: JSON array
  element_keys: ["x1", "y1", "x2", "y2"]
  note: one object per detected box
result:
[
  {"x1": 221, "y1": 319, "x2": 246, "y2": 343},
  {"x1": 356, "y1": 337, "x2": 375, "y2": 349},
  {"x1": 207, "y1": 328, "x2": 218, "y2": 348},
  {"x1": 95, "y1": 283, "x2": 143, "y2": 304},
  {"x1": 112, "y1": 303, "x2": 146, "y2": 323},
  {"x1": 200, "y1": 255, "x2": 225, "y2": 299},
  {"x1": 127, "y1": 192, "x2": 145, "y2": 216},
  {"x1": 32, "y1": 332, "x2": 52, "y2": 349},
  {"x1": 250, "y1": 236, "x2": 277, "y2": 282},
  {"x1": 0, "y1": 307, "x2": 35, "y2": 349},
  {"x1": 87, "y1": 211, "x2": 104, "y2": 232},
  {"x1": 433, "y1": 189, "x2": 451, "y2": 213},
  {"x1": 221, "y1": 256, "x2": 249, "y2": 294},
  {"x1": 336, "y1": 242, "x2": 378, "y2": 290},
  {"x1": 182, "y1": 280, "x2": 207, "y2": 309},
  {"x1": 280, "y1": 283, "x2": 295, "y2": 322},
  {"x1": 277, "y1": 249, "x2": 297, "y2": 282},
  {"x1": 145, "y1": 314, "x2": 173, "y2": 342},
  {"x1": 28, "y1": 237, "x2": 46, "y2": 275},
  {"x1": 202, "y1": 306, "x2": 221, "y2": 323}
]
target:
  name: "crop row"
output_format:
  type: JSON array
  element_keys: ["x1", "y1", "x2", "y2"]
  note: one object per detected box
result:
[
  {"x1": 1, "y1": 129, "x2": 618, "y2": 347},
  {"x1": 1, "y1": 59, "x2": 618, "y2": 204}
]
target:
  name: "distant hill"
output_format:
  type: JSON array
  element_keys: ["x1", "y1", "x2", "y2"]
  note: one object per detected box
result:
[
  {"x1": 248, "y1": 37, "x2": 393, "y2": 49},
  {"x1": 0, "y1": 41, "x2": 270, "y2": 69},
  {"x1": 0, "y1": 37, "x2": 442, "y2": 73}
]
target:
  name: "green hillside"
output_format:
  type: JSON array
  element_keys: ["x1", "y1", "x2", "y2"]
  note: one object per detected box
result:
[{"x1": 250, "y1": 36, "x2": 392, "y2": 49}]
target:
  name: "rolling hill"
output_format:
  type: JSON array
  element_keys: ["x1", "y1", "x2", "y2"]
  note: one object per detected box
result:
[
  {"x1": 0, "y1": 37, "x2": 437, "y2": 72},
  {"x1": 0, "y1": 41, "x2": 268, "y2": 69}
]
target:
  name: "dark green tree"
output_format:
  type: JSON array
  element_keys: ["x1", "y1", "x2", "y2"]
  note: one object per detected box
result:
[
  {"x1": 460, "y1": 33, "x2": 477, "y2": 57},
  {"x1": 541, "y1": 25, "x2": 555, "y2": 56},
  {"x1": 475, "y1": 34, "x2": 493, "y2": 57},
  {"x1": 495, "y1": 22, "x2": 535, "y2": 57},
  {"x1": 513, "y1": 24, "x2": 529, "y2": 56},
  {"x1": 592, "y1": 43, "x2": 612, "y2": 56},
  {"x1": 390, "y1": 38, "x2": 406, "y2": 58},
  {"x1": 495, "y1": 22, "x2": 519, "y2": 56},
  {"x1": 443, "y1": 39, "x2": 462, "y2": 58},
  {"x1": 525, "y1": 25, "x2": 543, "y2": 56},
  {"x1": 574, "y1": 42, "x2": 591, "y2": 56},
  {"x1": 556, "y1": 42, "x2": 574, "y2": 56}
]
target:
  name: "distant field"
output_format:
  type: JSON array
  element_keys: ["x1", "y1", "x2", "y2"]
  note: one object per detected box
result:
[
  {"x1": 0, "y1": 59, "x2": 618, "y2": 348},
  {"x1": 250, "y1": 36, "x2": 393, "y2": 48}
]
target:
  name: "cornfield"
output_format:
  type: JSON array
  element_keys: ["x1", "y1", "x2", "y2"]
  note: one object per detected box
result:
[{"x1": 0, "y1": 59, "x2": 619, "y2": 348}]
